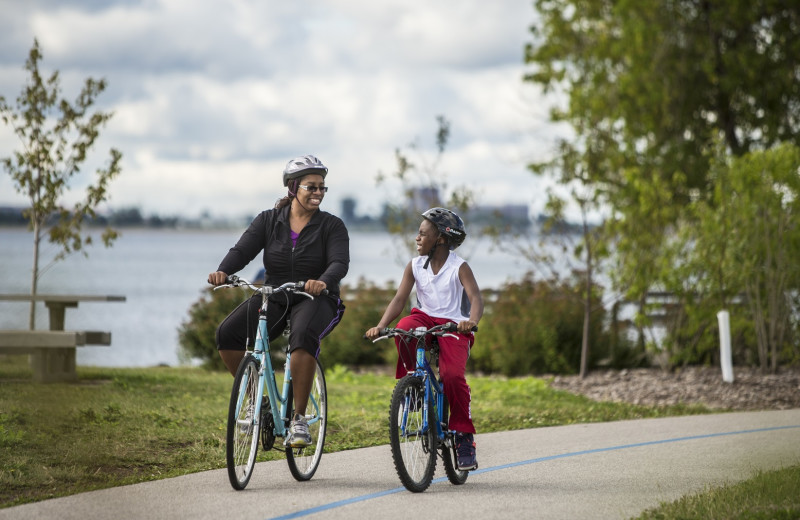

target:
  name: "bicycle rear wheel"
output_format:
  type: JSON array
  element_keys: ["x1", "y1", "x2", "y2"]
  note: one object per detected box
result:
[
  {"x1": 439, "y1": 395, "x2": 468, "y2": 485},
  {"x1": 226, "y1": 355, "x2": 261, "y2": 490},
  {"x1": 285, "y1": 358, "x2": 327, "y2": 481},
  {"x1": 389, "y1": 375, "x2": 437, "y2": 492}
]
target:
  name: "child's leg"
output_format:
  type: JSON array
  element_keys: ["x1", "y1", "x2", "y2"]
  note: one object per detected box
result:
[
  {"x1": 393, "y1": 309, "x2": 435, "y2": 379},
  {"x1": 438, "y1": 332, "x2": 476, "y2": 434}
]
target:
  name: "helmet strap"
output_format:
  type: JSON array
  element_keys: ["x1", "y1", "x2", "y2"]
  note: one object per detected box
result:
[{"x1": 422, "y1": 236, "x2": 445, "y2": 270}]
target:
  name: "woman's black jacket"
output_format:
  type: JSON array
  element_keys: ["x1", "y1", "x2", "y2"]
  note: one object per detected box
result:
[{"x1": 217, "y1": 205, "x2": 350, "y2": 295}]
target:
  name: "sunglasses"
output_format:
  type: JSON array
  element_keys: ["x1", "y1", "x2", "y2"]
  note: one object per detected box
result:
[{"x1": 298, "y1": 185, "x2": 329, "y2": 193}]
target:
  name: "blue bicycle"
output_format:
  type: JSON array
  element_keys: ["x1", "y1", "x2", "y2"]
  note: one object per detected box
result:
[
  {"x1": 216, "y1": 276, "x2": 327, "y2": 490},
  {"x1": 371, "y1": 322, "x2": 476, "y2": 492}
]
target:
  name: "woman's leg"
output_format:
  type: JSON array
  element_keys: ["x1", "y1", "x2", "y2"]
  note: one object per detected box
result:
[
  {"x1": 216, "y1": 294, "x2": 261, "y2": 375},
  {"x1": 288, "y1": 295, "x2": 344, "y2": 414},
  {"x1": 216, "y1": 294, "x2": 288, "y2": 376}
]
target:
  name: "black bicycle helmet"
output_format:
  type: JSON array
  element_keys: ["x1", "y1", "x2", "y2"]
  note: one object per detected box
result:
[
  {"x1": 422, "y1": 207, "x2": 467, "y2": 250},
  {"x1": 283, "y1": 155, "x2": 328, "y2": 187}
]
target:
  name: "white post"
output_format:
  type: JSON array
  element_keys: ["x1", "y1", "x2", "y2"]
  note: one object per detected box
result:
[{"x1": 717, "y1": 310, "x2": 734, "y2": 383}]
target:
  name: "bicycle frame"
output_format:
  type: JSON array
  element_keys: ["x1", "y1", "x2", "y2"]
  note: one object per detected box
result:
[
  {"x1": 228, "y1": 280, "x2": 323, "y2": 442},
  {"x1": 402, "y1": 341, "x2": 449, "y2": 444}
]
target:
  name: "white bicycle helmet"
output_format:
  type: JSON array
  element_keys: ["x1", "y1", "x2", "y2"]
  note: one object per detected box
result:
[{"x1": 283, "y1": 155, "x2": 328, "y2": 187}]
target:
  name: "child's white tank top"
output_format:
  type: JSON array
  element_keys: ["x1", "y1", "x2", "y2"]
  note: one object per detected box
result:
[{"x1": 411, "y1": 251, "x2": 471, "y2": 322}]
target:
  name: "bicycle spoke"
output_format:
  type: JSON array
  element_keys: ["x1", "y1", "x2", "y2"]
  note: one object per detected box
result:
[
  {"x1": 389, "y1": 376, "x2": 436, "y2": 492},
  {"x1": 226, "y1": 356, "x2": 261, "y2": 490}
]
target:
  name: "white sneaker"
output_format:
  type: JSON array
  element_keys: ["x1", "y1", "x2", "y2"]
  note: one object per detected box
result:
[{"x1": 285, "y1": 414, "x2": 312, "y2": 447}]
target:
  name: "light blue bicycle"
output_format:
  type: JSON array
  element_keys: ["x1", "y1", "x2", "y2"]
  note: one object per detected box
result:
[{"x1": 216, "y1": 276, "x2": 328, "y2": 490}]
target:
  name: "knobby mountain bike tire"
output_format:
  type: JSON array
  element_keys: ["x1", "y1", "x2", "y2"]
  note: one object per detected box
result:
[
  {"x1": 439, "y1": 394, "x2": 468, "y2": 485},
  {"x1": 226, "y1": 355, "x2": 262, "y2": 490},
  {"x1": 285, "y1": 358, "x2": 327, "y2": 481},
  {"x1": 389, "y1": 375, "x2": 437, "y2": 492}
]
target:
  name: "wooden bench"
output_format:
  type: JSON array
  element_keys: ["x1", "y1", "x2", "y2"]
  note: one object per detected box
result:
[
  {"x1": 0, "y1": 330, "x2": 112, "y2": 383},
  {"x1": 0, "y1": 294, "x2": 125, "y2": 383}
]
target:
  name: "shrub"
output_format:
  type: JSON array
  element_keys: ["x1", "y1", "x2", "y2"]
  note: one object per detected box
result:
[
  {"x1": 470, "y1": 274, "x2": 625, "y2": 376},
  {"x1": 320, "y1": 278, "x2": 398, "y2": 368},
  {"x1": 178, "y1": 286, "x2": 288, "y2": 370},
  {"x1": 178, "y1": 286, "x2": 246, "y2": 370},
  {"x1": 178, "y1": 279, "x2": 395, "y2": 371}
]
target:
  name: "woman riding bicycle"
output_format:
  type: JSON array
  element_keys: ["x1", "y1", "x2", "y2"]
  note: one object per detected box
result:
[
  {"x1": 208, "y1": 154, "x2": 349, "y2": 448},
  {"x1": 365, "y1": 207, "x2": 483, "y2": 470}
]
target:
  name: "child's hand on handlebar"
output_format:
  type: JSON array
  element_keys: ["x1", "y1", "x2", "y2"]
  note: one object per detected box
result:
[
  {"x1": 457, "y1": 320, "x2": 478, "y2": 333},
  {"x1": 364, "y1": 326, "x2": 383, "y2": 341}
]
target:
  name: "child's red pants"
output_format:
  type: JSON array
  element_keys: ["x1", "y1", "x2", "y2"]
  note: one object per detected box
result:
[{"x1": 394, "y1": 308, "x2": 476, "y2": 434}]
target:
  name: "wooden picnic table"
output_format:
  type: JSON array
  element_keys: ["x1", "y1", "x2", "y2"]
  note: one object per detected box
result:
[{"x1": 0, "y1": 293, "x2": 126, "y2": 382}]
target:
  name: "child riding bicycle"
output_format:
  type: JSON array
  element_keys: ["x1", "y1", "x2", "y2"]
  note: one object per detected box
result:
[{"x1": 365, "y1": 207, "x2": 484, "y2": 470}]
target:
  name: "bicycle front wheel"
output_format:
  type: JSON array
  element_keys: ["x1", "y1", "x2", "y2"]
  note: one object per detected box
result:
[
  {"x1": 226, "y1": 355, "x2": 261, "y2": 490},
  {"x1": 389, "y1": 375, "x2": 437, "y2": 492},
  {"x1": 285, "y1": 358, "x2": 327, "y2": 481}
]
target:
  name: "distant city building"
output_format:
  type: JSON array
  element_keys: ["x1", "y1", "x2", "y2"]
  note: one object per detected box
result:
[
  {"x1": 467, "y1": 204, "x2": 530, "y2": 231},
  {"x1": 409, "y1": 187, "x2": 440, "y2": 211},
  {"x1": 341, "y1": 198, "x2": 357, "y2": 223},
  {"x1": 340, "y1": 191, "x2": 531, "y2": 234}
]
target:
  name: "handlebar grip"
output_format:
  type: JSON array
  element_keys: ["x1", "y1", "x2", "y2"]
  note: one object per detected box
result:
[
  {"x1": 297, "y1": 281, "x2": 329, "y2": 296},
  {"x1": 443, "y1": 322, "x2": 478, "y2": 332}
]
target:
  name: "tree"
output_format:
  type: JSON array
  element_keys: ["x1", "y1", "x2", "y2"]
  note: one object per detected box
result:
[
  {"x1": 0, "y1": 39, "x2": 122, "y2": 328},
  {"x1": 526, "y1": 1, "x2": 800, "y2": 189},
  {"x1": 695, "y1": 144, "x2": 800, "y2": 372},
  {"x1": 536, "y1": 188, "x2": 607, "y2": 379},
  {"x1": 524, "y1": 1, "x2": 800, "y2": 364},
  {"x1": 376, "y1": 115, "x2": 474, "y2": 264}
]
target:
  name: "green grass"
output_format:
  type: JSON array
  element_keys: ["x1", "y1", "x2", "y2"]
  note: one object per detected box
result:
[
  {"x1": 0, "y1": 355, "x2": 763, "y2": 513},
  {"x1": 633, "y1": 465, "x2": 800, "y2": 520}
]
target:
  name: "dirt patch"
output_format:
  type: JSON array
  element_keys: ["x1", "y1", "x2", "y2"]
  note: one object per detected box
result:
[{"x1": 547, "y1": 366, "x2": 800, "y2": 411}]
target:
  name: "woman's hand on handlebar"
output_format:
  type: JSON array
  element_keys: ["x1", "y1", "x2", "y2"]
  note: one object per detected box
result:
[
  {"x1": 208, "y1": 271, "x2": 228, "y2": 286},
  {"x1": 303, "y1": 279, "x2": 327, "y2": 296}
]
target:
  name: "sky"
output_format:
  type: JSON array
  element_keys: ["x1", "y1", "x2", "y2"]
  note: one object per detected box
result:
[{"x1": 0, "y1": 0, "x2": 571, "y2": 222}]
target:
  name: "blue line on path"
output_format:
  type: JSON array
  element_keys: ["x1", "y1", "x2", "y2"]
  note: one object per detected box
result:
[{"x1": 268, "y1": 424, "x2": 800, "y2": 520}]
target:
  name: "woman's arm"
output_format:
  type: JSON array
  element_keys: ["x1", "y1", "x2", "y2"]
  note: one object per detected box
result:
[
  {"x1": 317, "y1": 217, "x2": 350, "y2": 289},
  {"x1": 217, "y1": 211, "x2": 269, "y2": 275}
]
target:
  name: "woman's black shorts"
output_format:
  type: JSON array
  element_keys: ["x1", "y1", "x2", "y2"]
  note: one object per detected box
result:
[{"x1": 216, "y1": 292, "x2": 345, "y2": 358}]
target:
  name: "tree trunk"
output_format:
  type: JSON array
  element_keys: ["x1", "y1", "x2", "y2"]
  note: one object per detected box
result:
[
  {"x1": 579, "y1": 216, "x2": 592, "y2": 379},
  {"x1": 29, "y1": 219, "x2": 41, "y2": 330}
]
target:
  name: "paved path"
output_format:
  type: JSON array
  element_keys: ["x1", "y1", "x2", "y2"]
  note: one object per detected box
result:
[{"x1": 2, "y1": 409, "x2": 799, "y2": 520}]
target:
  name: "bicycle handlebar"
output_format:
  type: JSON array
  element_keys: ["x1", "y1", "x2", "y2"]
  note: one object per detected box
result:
[
  {"x1": 368, "y1": 322, "x2": 478, "y2": 343},
  {"x1": 214, "y1": 275, "x2": 328, "y2": 298}
]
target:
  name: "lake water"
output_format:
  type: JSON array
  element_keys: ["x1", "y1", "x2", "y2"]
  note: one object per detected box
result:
[{"x1": 0, "y1": 227, "x2": 535, "y2": 367}]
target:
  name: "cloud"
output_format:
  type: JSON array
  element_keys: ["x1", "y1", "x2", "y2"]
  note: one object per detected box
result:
[{"x1": 0, "y1": 0, "x2": 577, "y2": 221}]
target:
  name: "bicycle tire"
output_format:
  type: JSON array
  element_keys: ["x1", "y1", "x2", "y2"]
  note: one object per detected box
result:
[
  {"x1": 226, "y1": 355, "x2": 262, "y2": 490},
  {"x1": 439, "y1": 395, "x2": 468, "y2": 485},
  {"x1": 285, "y1": 358, "x2": 327, "y2": 481},
  {"x1": 389, "y1": 375, "x2": 437, "y2": 492}
]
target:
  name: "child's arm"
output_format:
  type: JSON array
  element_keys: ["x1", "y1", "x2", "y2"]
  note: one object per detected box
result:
[
  {"x1": 365, "y1": 262, "x2": 415, "y2": 340},
  {"x1": 458, "y1": 262, "x2": 484, "y2": 333}
]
